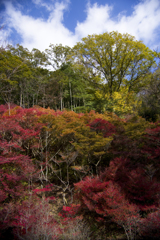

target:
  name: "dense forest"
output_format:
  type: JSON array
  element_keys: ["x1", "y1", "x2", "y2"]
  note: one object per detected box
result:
[
  {"x1": 0, "y1": 31, "x2": 160, "y2": 239},
  {"x1": 1, "y1": 31, "x2": 160, "y2": 120}
]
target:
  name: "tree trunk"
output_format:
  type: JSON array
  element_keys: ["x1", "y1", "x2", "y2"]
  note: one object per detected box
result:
[{"x1": 69, "y1": 81, "x2": 73, "y2": 110}]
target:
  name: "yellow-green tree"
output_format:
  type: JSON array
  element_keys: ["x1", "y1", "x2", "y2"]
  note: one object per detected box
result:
[
  {"x1": 0, "y1": 46, "x2": 31, "y2": 112},
  {"x1": 138, "y1": 66, "x2": 160, "y2": 121},
  {"x1": 72, "y1": 31, "x2": 156, "y2": 113}
]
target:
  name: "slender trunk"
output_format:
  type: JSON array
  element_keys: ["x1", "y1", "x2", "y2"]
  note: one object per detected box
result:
[
  {"x1": 23, "y1": 92, "x2": 25, "y2": 108},
  {"x1": 20, "y1": 90, "x2": 23, "y2": 107},
  {"x1": 45, "y1": 131, "x2": 48, "y2": 180},
  {"x1": 60, "y1": 84, "x2": 63, "y2": 111},
  {"x1": 8, "y1": 102, "x2": 11, "y2": 116},
  {"x1": 83, "y1": 98, "x2": 85, "y2": 106},
  {"x1": 73, "y1": 97, "x2": 75, "y2": 110},
  {"x1": 69, "y1": 81, "x2": 73, "y2": 110},
  {"x1": 32, "y1": 94, "x2": 34, "y2": 107},
  {"x1": 43, "y1": 87, "x2": 46, "y2": 108},
  {"x1": 26, "y1": 93, "x2": 29, "y2": 108},
  {"x1": 43, "y1": 97, "x2": 45, "y2": 108},
  {"x1": 60, "y1": 96, "x2": 63, "y2": 111}
]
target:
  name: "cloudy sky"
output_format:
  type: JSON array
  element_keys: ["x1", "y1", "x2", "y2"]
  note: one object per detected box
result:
[{"x1": 0, "y1": 0, "x2": 160, "y2": 52}]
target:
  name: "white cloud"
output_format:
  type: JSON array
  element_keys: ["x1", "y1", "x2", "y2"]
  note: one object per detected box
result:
[
  {"x1": 0, "y1": 28, "x2": 12, "y2": 47},
  {"x1": 32, "y1": 0, "x2": 56, "y2": 12},
  {"x1": 117, "y1": 0, "x2": 160, "y2": 44},
  {"x1": 1, "y1": 0, "x2": 160, "y2": 51},
  {"x1": 76, "y1": 0, "x2": 160, "y2": 46},
  {"x1": 75, "y1": 3, "x2": 113, "y2": 38},
  {"x1": 3, "y1": 0, "x2": 77, "y2": 51}
]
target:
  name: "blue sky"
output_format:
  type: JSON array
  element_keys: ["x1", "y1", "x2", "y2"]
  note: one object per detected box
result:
[{"x1": 0, "y1": 0, "x2": 160, "y2": 52}]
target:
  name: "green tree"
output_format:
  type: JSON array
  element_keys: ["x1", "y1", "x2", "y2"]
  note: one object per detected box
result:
[
  {"x1": 8, "y1": 44, "x2": 51, "y2": 108},
  {"x1": 45, "y1": 44, "x2": 89, "y2": 111},
  {"x1": 59, "y1": 62, "x2": 90, "y2": 111},
  {"x1": 0, "y1": 46, "x2": 31, "y2": 112},
  {"x1": 45, "y1": 43, "x2": 71, "y2": 70},
  {"x1": 45, "y1": 44, "x2": 71, "y2": 110},
  {"x1": 138, "y1": 66, "x2": 160, "y2": 121},
  {"x1": 72, "y1": 31, "x2": 156, "y2": 113},
  {"x1": 30, "y1": 48, "x2": 47, "y2": 68}
]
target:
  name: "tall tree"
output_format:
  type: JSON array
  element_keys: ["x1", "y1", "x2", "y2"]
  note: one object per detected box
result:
[
  {"x1": 138, "y1": 66, "x2": 160, "y2": 121},
  {"x1": 6, "y1": 45, "x2": 50, "y2": 108},
  {"x1": 0, "y1": 47, "x2": 31, "y2": 112},
  {"x1": 45, "y1": 43, "x2": 71, "y2": 70},
  {"x1": 45, "y1": 44, "x2": 89, "y2": 111},
  {"x1": 72, "y1": 31, "x2": 156, "y2": 113}
]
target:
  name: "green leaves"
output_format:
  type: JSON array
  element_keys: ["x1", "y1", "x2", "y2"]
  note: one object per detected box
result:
[
  {"x1": 72, "y1": 31, "x2": 156, "y2": 113},
  {"x1": 45, "y1": 43, "x2": 72, "y2": 70},
  {"x1": 0, "y1": 32, "x2": 158, "y2": 114}
]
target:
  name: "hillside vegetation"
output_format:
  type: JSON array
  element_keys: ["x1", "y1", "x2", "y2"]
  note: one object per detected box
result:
[{"x1": 0, "y1": 31, "x2": 160, "y2": 239}]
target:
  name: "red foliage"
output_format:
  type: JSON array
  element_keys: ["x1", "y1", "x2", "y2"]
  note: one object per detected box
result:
[
  {"x1": 11, "y1": 195, "x2": 60, "y2": 240},
  {"x1": 74, "y1": 176, "x2": 138, "y2": 218},
  {"x1": 60, "y1": 204, "x2": 81, "y2": 220},
  {"x1": 140, "y1": 209, "x2": 160, "y2": 238},
  {"x1": 74, "y1": 175, "x2": 140, "y2": 239},
  {"x1": 0, "y1": 107, "x2": 43, "y2": 236},
  {"x1": 0, "y1": 104, "x2": 17, "y2": 115},
  {"x1": 142, "y1": 125, "x2": 160, "y2": 170},
  {"x1": 112, "y1": 160, "x2": 160, "y2": 210},
  {"x1": 58, "y1": 204, "x2": 84, "y2": 238},
  {"x1": 87, "y1": 118, "x2": 116, "y2": 137},
  {"x1": 1, "y1": 105, "x2": 160, "y2": 239},
  {"x1": 74, "y1": 154, "x2": 160, "y2": 238},
  {"x1": 33, "y1": 184, "x2": 54, "y2": 194}
]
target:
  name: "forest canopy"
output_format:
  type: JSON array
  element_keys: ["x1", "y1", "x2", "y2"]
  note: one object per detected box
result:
[{"x1": 0, "y1": 31, "x2": 159, "y2": 118}]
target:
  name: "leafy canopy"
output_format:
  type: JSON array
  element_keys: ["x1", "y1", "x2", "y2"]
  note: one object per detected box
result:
[{"x1": 73, "y1": 31, "x2": 156, "y2": 96}]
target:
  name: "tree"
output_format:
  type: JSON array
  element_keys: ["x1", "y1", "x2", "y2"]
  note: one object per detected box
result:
[
  {"x1": 45, "y1": 44, "x2": 71, "y2": 70},
  {"x1": 45, "y1": 44, "x2": 90, "y2": 111},
  {"x1": 8, "y1": 44, "x2": 50, "y2": 108},
  {"x1": 30, "y1": 48, "x2": 47, "y2": 68},
  {"x1": 74, "y1": 174, "x2": 140, "y2": 240},
  {"x1": 138, "y1": 66, "x2": 160, "y2": 121},
  {"x1": 0, "y1": 108, "x2": 39, "y2": 237},
  {"x1": 72, "y1": 31, "x2": 156, "y2": 112},
  {"x1": 140, "y1": 209, "x2": 160, "y2": 239},
  {"x1": 45, "y1": 44, "x2": 71, "y2": 110},
  {"x1": 0, "y1": 46, "x2": 32, "y2": 111}
]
